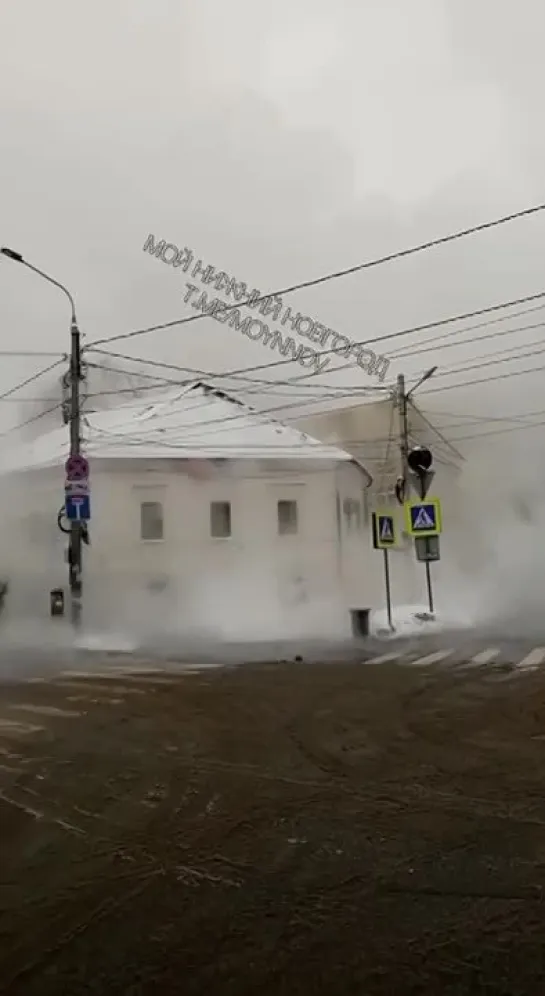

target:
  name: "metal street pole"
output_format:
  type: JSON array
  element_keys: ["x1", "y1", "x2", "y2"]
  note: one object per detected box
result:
[
  {"x1": 397, "y1": 368, "x2": 439, "y2": 619},
  {"x1": 68, "y1": 316, "x2": 83, "y2": 626},
  {"x1": 424, "y1": 558, "x2": 434, "y2": 614},
  {"x1": 383, "y1": 548, "x2": 393, "y2": 630},
  {"x1": 397, "y1": 366, "x2": 438, "y2": 499},
  {"x1": 397, "y1": 372, "x2": 410, "y2": 497},
  {"x1": 0, "y1": 247, "x2": 83, "y2": 628}
]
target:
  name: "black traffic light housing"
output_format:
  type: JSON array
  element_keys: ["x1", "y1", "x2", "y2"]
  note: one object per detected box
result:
[{"x1": 407, "y1": 445, "x2": 432, "y2": 472}]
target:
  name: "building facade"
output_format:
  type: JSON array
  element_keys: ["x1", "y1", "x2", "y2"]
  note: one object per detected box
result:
[{"x1": 0, "y1": 384, "x2": 398, "y2": 641}]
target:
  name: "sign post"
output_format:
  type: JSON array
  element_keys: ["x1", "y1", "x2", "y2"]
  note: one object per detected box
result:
[
  {"x1": 405, "y1": 446, "x2": 442, "y2": 618},
  {"x1": 64, "y1": 453, "x2": 91, "y2": 622},
  {"x1": 372, "y1": 511, "x2": 397, "y2": 631}
]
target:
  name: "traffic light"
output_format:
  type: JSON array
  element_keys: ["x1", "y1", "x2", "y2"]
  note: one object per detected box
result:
[{"x1": 407, "y1": 445, "x2": 432, "y2": 472}]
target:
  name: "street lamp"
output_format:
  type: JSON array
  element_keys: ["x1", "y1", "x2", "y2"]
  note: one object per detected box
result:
[
  {"x1": 1, "y1": 246, "x2": 84, "y2": 627},
  {"x1": 406, "y1": 365, "x2": 438, "y2": 400}
]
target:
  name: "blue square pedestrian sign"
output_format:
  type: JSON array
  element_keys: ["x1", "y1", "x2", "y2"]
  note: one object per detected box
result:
[
  {"x1": 65, "y1": 494, "x2": 91, "y2": 521},
  {"x1": 372, "y1": 511, "x2": 397, "y2": 549},
  {"x1": 405, "y1": 498, "x2": 441, "y2": 537}
]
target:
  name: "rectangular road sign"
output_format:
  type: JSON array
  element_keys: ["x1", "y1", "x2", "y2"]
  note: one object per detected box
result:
[
  {"x1": 372, "y1": 511, "x2": 397, "y2": 549},
  {"x1": 415, "y1": 535, "x2": 440, "y2": 562},
  {"x1": 65, "y1": 494, "x2": 91, "y2": 521},
  {"x1": 405, "y1": 498, "x2": 442, "y2": 537},
  {"x1": 65, "y1": 478, "x2": 89, "y2": 495}
]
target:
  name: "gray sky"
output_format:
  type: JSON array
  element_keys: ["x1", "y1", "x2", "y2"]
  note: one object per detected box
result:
[{"x1": 1, "y1": 0, "x2": 544, "y2": 454}]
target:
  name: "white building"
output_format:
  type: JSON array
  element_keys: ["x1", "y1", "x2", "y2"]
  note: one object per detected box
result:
[{"x1": 0, "y1": 382, "x2": 391, "y2": 642}]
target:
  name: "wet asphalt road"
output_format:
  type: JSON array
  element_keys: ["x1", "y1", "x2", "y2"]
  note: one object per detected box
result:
[{"x1": 2, "y1": 622, "x2": 545, "y2": 683}]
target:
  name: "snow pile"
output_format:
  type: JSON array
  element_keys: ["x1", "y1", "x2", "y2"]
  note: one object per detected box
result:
[
  {"x1": 73, "y1": 631, "x2": 139, "y2": 654},
  {"x1": 370, "y1": 603, "x2": 474, "y2": 639}
]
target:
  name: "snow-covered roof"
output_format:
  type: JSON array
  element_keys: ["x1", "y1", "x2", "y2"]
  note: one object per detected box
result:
[{"x1": 0, "y1": 382, "x2": 355, "y2": 473}]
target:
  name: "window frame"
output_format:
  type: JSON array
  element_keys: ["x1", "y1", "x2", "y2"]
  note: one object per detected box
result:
[
  {"x1": 139, "y1": 500, "x2": 164, "y2": 542},
  {"x1": 342, "y1": 498, "x2": 362, "y2": 533},
  {"x1": 277, "y1": 498, "x2": 299, "y2": 536},
  {"x1": 210, "y1": 500, "x2": 232, "y2": 539}
]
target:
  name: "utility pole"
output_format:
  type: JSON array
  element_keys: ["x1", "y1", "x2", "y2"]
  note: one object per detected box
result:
[
  {"x1": 68, "y1": 318, "x2": 83, "y2": 627},
  {"x1": 397, "y1": 372, "x2": 410, "y2": 499},
  {"x1": 395, "y1": 368, "x2": 440, "y2": 618},
  {"x1": 0, "y1": 246, "x2": 86, "y2": 629}
]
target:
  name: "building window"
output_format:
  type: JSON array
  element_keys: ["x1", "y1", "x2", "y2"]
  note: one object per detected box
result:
[
  {"x1": 140, "y1": 501, "x2": 164, "y2": 541},
  {"x1": 343, "y1": 499, "x2": 361, "y2": 532},
  {"x1": 277, "y1": 499, "x2": 298, "y2": 535},
  {"x1": 210, "y1": 501, "x2": 231, "y2": 538}
]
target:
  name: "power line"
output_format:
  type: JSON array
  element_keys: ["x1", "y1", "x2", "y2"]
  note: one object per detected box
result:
[
  {"x1": 419, "y1": 405, "x2": 545, "y2": 425},
  {"x1": 420, "y1": 340, "x2": 545, "y2": 382},
  {"x1": 0, "y1": 351, "x2": 66, "y2": 358},
  {"x1": 86, "y1": 333, "x2": 545, "y2": 435},
  {"x1": 377, "y1": 400, "x2": 397, "y2": 491},
  {"x1": 391, "y1": 316, "x2": 545, "y2": 363},
  {"x1": 78, "y1": 344, "x2": 545, "y2": 448},
  {"x1": 85, "y1": 347, "x2": 388, "y2": 394},
  {"x1": 389, "y1": 301, "x2": 545, "y2": 358},
  {"x1": 86, "y1": 287, "x2": 545, "y2": 388},
  {"x1": 88, "y1": 199, "x2": 545, "y2": 349},
  {"x1": 419, "y1": 359, "x2": 545, "y2": 397},
  {"x1": 84, "y1": 355, "x2": 385, "y2": 397},
  {"x1": 0, "y1": 402, "x2": 63, "y2": 439},
  {"x1": 449, "y1": 416, "x2": 545, "y2": 443},
  {"x1": 407, "y1": 398, "x2": 464, "y2": 460},
  {"x1": 0, "y1": 358, "x2": 64, "y2": 403},
  {"x1": 267, "y1": 299, "x2": 545, "y2": 388}
]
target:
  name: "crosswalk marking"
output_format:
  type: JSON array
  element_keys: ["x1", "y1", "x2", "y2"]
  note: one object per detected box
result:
[
  {"x1": 406, "y1": 649, "x2": 455, "y2": 667},
  {"x1": 365, "y1": 652, "x2": 408, "y2": 666},
  {"x1": 517, "y1": 647, "x2": 545, "y2": 671},
  {"x1": 468, "y1": 648, "x2": 500, "y2": 667}
]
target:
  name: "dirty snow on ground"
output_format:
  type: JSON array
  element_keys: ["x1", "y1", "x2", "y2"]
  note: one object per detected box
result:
[{"x1": 370, "y1": 603, "x2": 474, "y2": 639}]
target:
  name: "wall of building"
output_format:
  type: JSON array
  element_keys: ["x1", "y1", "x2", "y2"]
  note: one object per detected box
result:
[{"x1": 0, "y1": 457, "x2": 391, "y2": 640}]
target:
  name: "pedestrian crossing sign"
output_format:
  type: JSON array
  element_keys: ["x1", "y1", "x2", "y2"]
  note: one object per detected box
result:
[
  {"x1": 405, "y1": 498, "x2": 442, "y2": 537},
  {"x1": 372, "y1": 511, "x2": 397, "y2": 549}
]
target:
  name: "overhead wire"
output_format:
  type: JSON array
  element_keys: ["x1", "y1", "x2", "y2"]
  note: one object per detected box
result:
[
  {"x1": 419, "y1": 359, "x2": 545, "y2": 396},
  {"x1": 419, "y1": 405, "x2": 545, "y2": 425},
  {"x1": 4, "y1": 202, "x2": 545, "y2": 452},
  {"x1": 58, "y1": 344, "x2": 545, "y2": 461},
  {"x1": 377, "y1": 399, "x2": 397, "y2": 492},
  {"x1": 88, "y1": 199, "x2": 545, "y2": 349},
  {"x1": 413, "y1": 340, "x2": 545, "y2": 382},
  {"x1": 389, "y1": 301, "x2": 545, "y2": 358},
  {"x1": 391, "y1": 316, "x2": 545, "y2": 362},
  {"x1": 0, "y1": 358, "x2": 65, "y2": 403},
  {"x1": 85, "y1": 286, "x2": 545, "y2": 405},
  {"x1": 0, "y1": 350, "x2": 66, "y2": 358},
  {"x1": 447, "y1": 416, "x2": 545, "y2": 443},
  {"x1": 0, "y1": 402, "x2": 64, "y2": 440},
  {"x1": 407, "y1": 399, "x2": 464, "y2": 461}
]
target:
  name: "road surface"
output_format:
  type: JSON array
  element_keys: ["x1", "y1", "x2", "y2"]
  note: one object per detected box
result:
[{"x1": 2, "y1": 641, "x2": 545, "y2": 994}]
